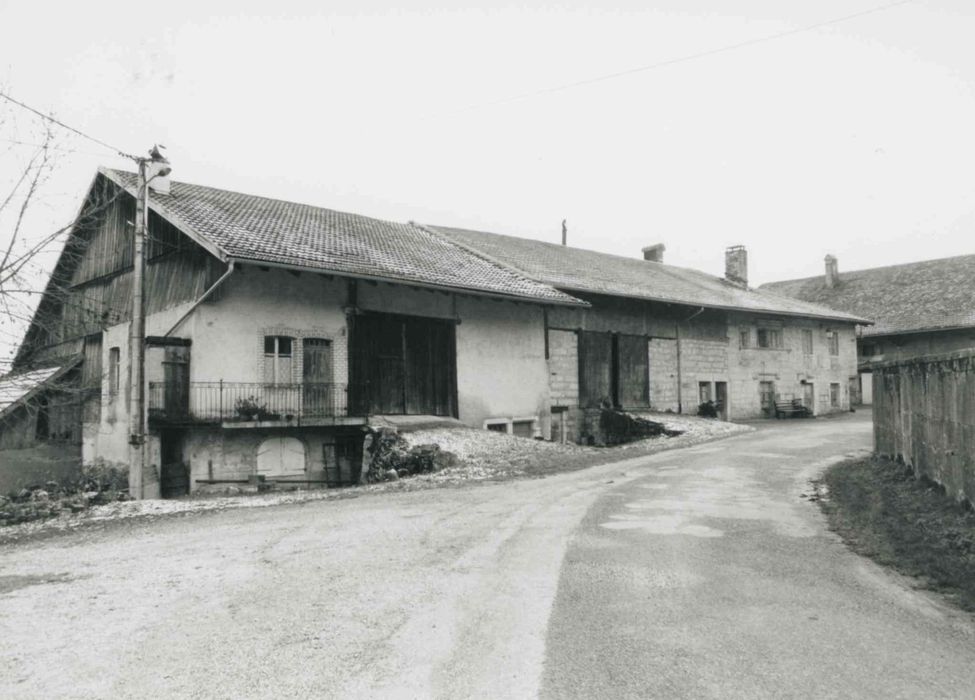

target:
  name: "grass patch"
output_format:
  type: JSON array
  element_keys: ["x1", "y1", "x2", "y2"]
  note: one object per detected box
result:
[{"x1": 817, "y1": 455, "x2": 975, "y2": 611}]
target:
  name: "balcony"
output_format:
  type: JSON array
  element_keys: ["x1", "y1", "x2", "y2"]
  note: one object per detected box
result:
[{"x1": 148, "y1": 382, "x2": 361, "y2": 427}]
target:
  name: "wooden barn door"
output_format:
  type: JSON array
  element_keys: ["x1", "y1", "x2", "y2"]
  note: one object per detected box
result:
[{"x1": 350, "y1": 313, "x2": 457, "y2": 416}]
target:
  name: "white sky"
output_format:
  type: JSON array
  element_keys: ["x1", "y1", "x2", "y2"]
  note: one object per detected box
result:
[{"x1": 1, "y1": 0, "x2": 974, "y2": 362}]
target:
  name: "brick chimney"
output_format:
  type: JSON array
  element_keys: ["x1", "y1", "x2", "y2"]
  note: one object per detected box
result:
[
  {"x1": 725, "y1": 245, "x2": 748, "y2": 288},
  {"x1": 825, "y1": 254, "x2": 839, "y2": 288},
  {"x1": 642, "y1": 243, "x2": 665, "y2": 263}
]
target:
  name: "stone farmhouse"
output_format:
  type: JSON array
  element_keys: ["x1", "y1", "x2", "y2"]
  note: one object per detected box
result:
[
  {"x1": 762, "y1": 254, "x2": 975, "y2": 403},
  {"x1": 0, "y1": 168, "x2": 864, "y2": 498}
]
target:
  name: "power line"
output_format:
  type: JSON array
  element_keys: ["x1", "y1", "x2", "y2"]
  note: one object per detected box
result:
[
  {"x1": 438, "y1": 0, "x2": 916, "y2": 116},
  {"x1": 0, "y1": 138, "x2": 119, "y2": 160},
  {"x1": 0, "y1": 90, "x2": 138, "y2": 161}
]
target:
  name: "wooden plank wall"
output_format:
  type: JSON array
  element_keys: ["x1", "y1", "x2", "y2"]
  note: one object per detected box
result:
[{"x1": 23, "y1": 177, "x2": 225, "y2": 359}]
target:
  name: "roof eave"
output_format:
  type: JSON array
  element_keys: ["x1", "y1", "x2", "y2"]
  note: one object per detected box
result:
[
  {"x1": 0, "y1": 359, "x2": 82, "y2": 422},
  {"x1": 552, "y1": 285, "x2": 866, "y2": 323}
]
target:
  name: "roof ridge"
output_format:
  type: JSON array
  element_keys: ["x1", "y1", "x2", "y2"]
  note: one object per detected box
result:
[
  {"x1": 763, "y1": 251, "x2": 975, "y2": 288},
  {"x1": 101, "y1": 167, "x2": 413, "y2": 232}
]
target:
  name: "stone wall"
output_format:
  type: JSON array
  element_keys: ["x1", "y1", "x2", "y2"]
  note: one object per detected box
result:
[
  {"x1": 547, "y1": 329, "x2": 580, "y2": 442},
  {"x1": 874, "y1": 350, "x2": 975, "y2": 506},
  {"x1": 648, "y1": 338, "x2": 678, "y2": 412}
]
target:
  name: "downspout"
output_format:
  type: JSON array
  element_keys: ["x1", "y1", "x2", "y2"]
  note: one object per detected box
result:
[
  {"x1": 676, "y1": 306, "x2": 705, "y2": 414},
  {"x1": 164, "y1": 260, "x2": 236, "y2": 337}
]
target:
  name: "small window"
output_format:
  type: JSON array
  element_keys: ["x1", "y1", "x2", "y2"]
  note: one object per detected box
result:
[
  {"x1": 830, "y1": 382, "x2": 840, "y2": 407},
  {"x1": 108, "y1": 347, "x2": 121, "y2": 396},
  {"x1": 511, "y1": 420, "x2": 536, "y2": 439},
  {"x1": 757, "y1": 328, "x2": 783, "y2": 349},
  {"x1": 861, "y1": 343, "x2": 875, "y2": 357},
  {"x1": 801, "y1": 330, "x2": 813, "y2": 355},
  {"x1": 699, "y1": 381, "x2": 712, "y2": 404},
  {"x1": 826, "y1": 331, "x2": 839, "y2": 356},
  {"x1": 263, "y1": 336, "x2": 294, "y2": 385},
  {"x1": 486, "y1": 422, "x2": 508, "y2": 433},
  {"x1": 739, "y1": 329, "x2": 750, "y2": 349}
]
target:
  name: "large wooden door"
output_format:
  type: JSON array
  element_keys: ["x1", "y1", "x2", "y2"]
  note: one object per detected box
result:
[
  {"x1": 578, "y1": 331, "x2": 613, "y2": 408},
  {"x1": 616, "y1": 334, "x2": 649, "y2": 408},
  {"x1": 302, "y1": 338, "x2": 333, "y2": 415},
  {"x1": 350, "y1": 313, "x2": 457, "y2": 416}
]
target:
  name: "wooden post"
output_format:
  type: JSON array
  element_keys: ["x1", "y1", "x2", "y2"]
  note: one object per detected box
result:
[{"x1": 128, "y1": 158, "x2": 148, "y2": 498}]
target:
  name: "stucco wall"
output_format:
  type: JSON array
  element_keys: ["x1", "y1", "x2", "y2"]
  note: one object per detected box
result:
[
  {"x1": 87, "y1": 266, "x2": 553, "y2": 494},
  {"x1": 181, "y1": 427, "x2": 361, "y2": 490}
]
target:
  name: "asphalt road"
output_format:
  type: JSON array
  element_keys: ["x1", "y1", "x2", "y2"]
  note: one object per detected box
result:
[{"x1": 1, "y1": 412, "x2": 973, "y2": 699}]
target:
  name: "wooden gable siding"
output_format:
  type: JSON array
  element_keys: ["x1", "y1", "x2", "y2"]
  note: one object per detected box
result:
[{"x1": 22, "y1": 177, "x2": 225, "y2": 359}]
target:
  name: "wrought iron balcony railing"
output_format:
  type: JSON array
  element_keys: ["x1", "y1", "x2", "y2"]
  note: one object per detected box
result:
[{"x1": 148, "y1": 381, "x2": 350, "y2": 423}]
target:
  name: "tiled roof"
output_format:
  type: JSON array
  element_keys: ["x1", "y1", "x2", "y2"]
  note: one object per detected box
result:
[
  {"x1": 431, "y1": 225, "x2": 867, "y2": 323},
  {"x1": 99, "y1": 169, "x2": 584, "y2": 307},
  {"x1": 761, "y1": 254, "x2": 975, "y2": 337}
]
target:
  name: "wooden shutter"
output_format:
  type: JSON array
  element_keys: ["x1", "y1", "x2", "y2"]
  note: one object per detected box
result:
[
  {"x1": 617, "y1": 334, "x2": 649, "y2": 408},
  {"x1": 578, "y1": 331, "x2": 613, "y2": 408}
]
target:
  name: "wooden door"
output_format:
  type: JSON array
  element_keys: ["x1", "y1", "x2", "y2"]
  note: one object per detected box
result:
[
  {"x1": 616, "y1": 334, "x2": 649, "y2": 408},
  {"x1": 715, "y1": 382, "x2": 728, "y2": 420},
  {"x1": 163, "y1": 346, "x2": 190, "y2": 420},
  {"x1": 760, "y1": 381, "x2": 775, "y2": 417},
  {"x1": 159, "y1": 430, "x2": 189, "y2": 498},
  {"x1": 578, "y1": 331, "x2": 613, "y2": 408},
  {"x1": 302, "y1": 338, "x2": 332, "y2": 416},
  {"x1": 803, "y1": 383, "x2": 815, "y2": 413}
]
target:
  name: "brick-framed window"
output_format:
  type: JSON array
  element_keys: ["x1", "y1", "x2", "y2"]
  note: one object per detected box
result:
[
  {"x1": 826, "y1": 331, "x2": 840, "y2": 356},
  {"x1": 757, "y1": 328, "x2": 783, "y2": 349},
  {"x1": 264, "y1": 335, "x2": 295, "y2": 385}
]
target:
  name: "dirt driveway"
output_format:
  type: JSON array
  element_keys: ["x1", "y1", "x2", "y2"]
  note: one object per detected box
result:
[{"x1": 3, "y1": 412, "x2": 959, "y2": 699}]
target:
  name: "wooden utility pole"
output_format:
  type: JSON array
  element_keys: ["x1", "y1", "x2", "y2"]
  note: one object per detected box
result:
[{"x1": 128, "y1": 157, "x2": 148, "y2": 498}]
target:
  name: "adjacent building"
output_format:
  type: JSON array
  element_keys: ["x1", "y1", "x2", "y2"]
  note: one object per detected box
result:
[
  {"x1": 1, "y1": 168, "x2": 865, "y2": 498},
  {"x1": 761, "y1": 253, "x2": 975, "y2": 403}
]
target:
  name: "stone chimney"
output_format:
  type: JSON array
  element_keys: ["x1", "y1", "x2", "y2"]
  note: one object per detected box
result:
[
  {"x1": 825, "y1": 254, "x2": 839, "y2": 288},
  {"x1": 725, "y1": 245, "x2": 748, "y2": 288},
  {"x1": 642, "y1": 243, "x2": 665, "y2": 263}
]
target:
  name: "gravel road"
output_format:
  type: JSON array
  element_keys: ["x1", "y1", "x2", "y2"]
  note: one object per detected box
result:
[{"x1": 2, "y1": 413, "x2": 971, "y2": 699}]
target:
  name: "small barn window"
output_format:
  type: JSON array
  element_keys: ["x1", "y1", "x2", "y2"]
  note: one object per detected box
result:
[
  {"x1": 108, "y1": 347, "x2": 120, "y2": 396},
  {"x1": 263, "y1": 336, "x2": 294, "y2": 385}
]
